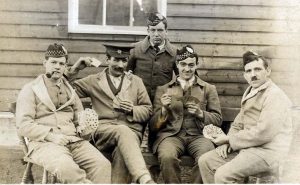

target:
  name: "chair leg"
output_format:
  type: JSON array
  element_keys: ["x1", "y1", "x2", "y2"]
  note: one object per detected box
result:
[
  {"x1": 21, "y1": 162, "x2": 34, "y2": 184},
  {"x1": 42, "y1": 169, "x2": 48, "y2": 184}
]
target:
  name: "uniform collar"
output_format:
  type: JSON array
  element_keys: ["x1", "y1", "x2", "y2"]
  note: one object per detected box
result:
[
  {"x1": 168, "y1": 75, "x2": 206, "y2": 87},
  {"x1": 140, "y1": 36, "x2": 176, "y2": 57}
]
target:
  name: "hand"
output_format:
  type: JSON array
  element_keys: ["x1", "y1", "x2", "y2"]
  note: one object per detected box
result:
[
  {"x1": 185, "y1": 102, "x2": 203, "y2": 119},
  {"x1": 215, "y1": 144, "x2": 232, "y2": 159},
  {"x1": 45, "y1": 133, "x2": 70, "y2": 146},
  {"x1": 119, "y1": 100, "x2": 134, "y2": 114},
  {"x1": 161, "y1": 93, "x2": 171, "y2": 109},
  {"x1": 73, "y1": 57, "x2": 92, "y2": 70},
  {"x1": 212, "y1": 134, "x2": 229, "y2": 146}
]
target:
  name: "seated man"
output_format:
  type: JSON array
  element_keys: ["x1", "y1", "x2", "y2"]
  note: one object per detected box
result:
[
  {"x1": 149, "y1": 45, "x2": 222, "y2": 183},
  {"x1": 65, "y1": 43, "x2": 154, "y2": 184},
  {"x1": 16, "y1": 43, "x2": 111, "y2": 183},
  {"x1": 198, "y1": 51, "x2": 293, "y2": 183}
]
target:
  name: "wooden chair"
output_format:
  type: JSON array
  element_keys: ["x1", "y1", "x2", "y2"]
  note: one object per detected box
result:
[{"x1": 9, "y1": 102, "x2": 57, "y2": 184}]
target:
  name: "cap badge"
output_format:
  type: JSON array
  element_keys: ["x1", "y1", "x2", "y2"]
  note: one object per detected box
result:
[{"x1": 117, "y1": 50, "x2": 122, "y2": 54}]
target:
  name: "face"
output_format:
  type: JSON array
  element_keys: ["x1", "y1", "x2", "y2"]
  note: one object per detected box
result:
[
  {"x1": 43, "y1": 57, "x2": 67, "y2": 81},
  {"x1": 147, "y1": 22, "x2": 167, "y2": 46},
  {"x1": 243, "y1": 59, "x2": 271, "y2": 88},
  {"x1": 107, "y1": 57, "x2": 128, "y2": 77},
  {"x1": 176, "y1": 57, "x2": 197, "y2": 80}
]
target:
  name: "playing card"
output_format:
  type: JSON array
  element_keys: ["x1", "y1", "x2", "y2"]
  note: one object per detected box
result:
[
  {"x1": 77, "y1": 108, "x2": 99, "y2": 136},
  {"x1": 203, "y1": 124, "x2": 225, "y2": 140},
  {"x1": 90, "y1": 57, "x2": 102, "y2": 67}
]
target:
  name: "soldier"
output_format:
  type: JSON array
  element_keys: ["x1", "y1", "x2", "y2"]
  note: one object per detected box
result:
[
  {"x1": 16, "y1": 43, "x2": 111, "y2": 183},
  {"x1": 65, "y1": 43, "x2": 154, "y2": 184},
  {"x1": 198, "y1": 51, "x2": 293, "y2": 183},
  {"x1": 149, "y1": 45, "x2": 222, "y2": 183},
  {"x1": 127, "y1": 12, "x2": 178, "y2": 102}
]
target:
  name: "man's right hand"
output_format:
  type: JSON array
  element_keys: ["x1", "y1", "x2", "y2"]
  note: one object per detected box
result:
[
  {"x1": 160, "y1": 93, "x2": 171, "y2": 116},
  {"x1": 45, "y1": 132, "x2": 70, "y2": 146},
  {"x1": 73, "y1": 57, "x2": 92, "y2": 70},
  {"x1": 215, "y1": 144, "x2": 232, "y2": 159}
]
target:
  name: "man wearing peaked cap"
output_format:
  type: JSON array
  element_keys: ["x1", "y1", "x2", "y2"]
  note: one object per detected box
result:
[
  {"x1": 127, "y1": 12, "x2": 178, "y2": 102},
  {"x1": 65, "y1": 43, "x2": 154, "y2": 184},
  {"x1": 16, "y1": 43, "x2": 111, "y2": 183},
  {"x1": 149, "y1": 45, "x2": 222, "y2": 183},
  {"x1": 199, "y1": 51, "x2": 292, "y2": 183}
]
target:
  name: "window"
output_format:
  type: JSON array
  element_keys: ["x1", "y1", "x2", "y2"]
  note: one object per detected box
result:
[{"x1": 68, "y1": 0, "x2": 167, "y2": 35}]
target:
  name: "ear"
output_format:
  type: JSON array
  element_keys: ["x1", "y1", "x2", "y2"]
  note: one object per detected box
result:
[
  {"x1": 266, "y1": 67, "x2": 271, "y2": 77},
  {"x1": 43, "y1": 60, "x2": 47, "y2": 67}
]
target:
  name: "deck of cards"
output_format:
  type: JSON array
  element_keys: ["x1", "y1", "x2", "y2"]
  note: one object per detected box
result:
[
  {"x1": 90, "y1": 57, "x2": 102, "y2": 67},
  {"x1": 203, "y1": 124, "x2": 225, "y2": 140},
  {"x1": 77, "y1": 108, "x2": 99, "y2": 136}
]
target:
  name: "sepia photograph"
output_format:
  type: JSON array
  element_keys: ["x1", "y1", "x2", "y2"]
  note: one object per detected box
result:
[{"x1": 0, "y1": 0, "x2": 300, "y2": 183}]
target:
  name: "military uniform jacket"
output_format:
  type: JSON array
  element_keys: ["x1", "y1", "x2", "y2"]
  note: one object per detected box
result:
[
  {"x1": 16, "y1": 75, "x2": 83, "y2": 153},
  {"x1": 127, "y1": 36, "x2": 177, "y2": 100},
  {"x1": 228, "y1": 80, "x2": 293, "y2": 166},
  {"x1": 149, "y1": 76, "x2": 222, "y2": 153},
  {"x1": 72, "y1": 68, "x2": 153, "y2": 136}
]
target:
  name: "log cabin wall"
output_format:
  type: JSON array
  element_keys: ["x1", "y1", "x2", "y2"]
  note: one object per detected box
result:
[{"x1": 0, "y1": 0, "x2": 299, "y2": 111}]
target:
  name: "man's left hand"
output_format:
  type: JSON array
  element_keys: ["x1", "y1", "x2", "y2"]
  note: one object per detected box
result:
[
  {"x1": 185, "y1": 102, "x2": 203, "y2": 119},
  {"x1": 212, "y1": 134, "x2": 229, "y2": 146},
  {"x1": 119, "y1": 100, "x2": 134, "y2": 114}
]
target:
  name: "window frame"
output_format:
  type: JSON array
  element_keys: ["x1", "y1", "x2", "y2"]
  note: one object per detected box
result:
[{"x1": 68, "y1": 0, "x2": 167, "y2": 35}]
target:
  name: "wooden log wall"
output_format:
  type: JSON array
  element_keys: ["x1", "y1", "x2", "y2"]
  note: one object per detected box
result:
[{"x1": 0, "y1": 0, "x2": 299, "y2": 111}]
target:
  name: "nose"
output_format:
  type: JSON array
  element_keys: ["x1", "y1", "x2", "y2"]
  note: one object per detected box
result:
[
  {"x1": 117, "y1": 60, "x2": 125, "y2": 68},
  {"x1": 54, "y1": 63, "x2": 61, "y2": 69},
  {"x1": 250, "y1": 70, "x2": 257, "y2": 77}
]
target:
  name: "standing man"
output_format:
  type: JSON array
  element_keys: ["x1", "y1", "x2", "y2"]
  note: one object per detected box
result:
[
  {"x1": 65, "y1": 43, "x2": 154, "y2": 184},
  {"x1": 198, "y1": 51, "x2": 293, "y2": 183},
  {"x1": 127, "y1": 12, "x2": 178, "y2": 102},
  {"x1": 16, "y1": 43, "x2": 111, "y2": 183},
  {"x1": 149, "y1": 45, "x2": 222, "y2": 183}
]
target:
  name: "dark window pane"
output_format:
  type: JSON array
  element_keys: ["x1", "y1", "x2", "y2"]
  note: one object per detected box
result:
[
  {"x1": 133, "y1": 0, "x2": 157, "y2": 26},
  {"x1": 106, "y1": 0, "x2": 130, "y2": 26},
  {"x1": 79, "y1": 0, "x2": 103, "y2": 25}
]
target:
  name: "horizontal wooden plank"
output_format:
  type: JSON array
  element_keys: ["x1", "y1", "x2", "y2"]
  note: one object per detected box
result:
[
  {"x1": 198, "y1": 69, "x2": 245, "y2": 83},
  {"x1": 0, "y1": 24, "x2": 68, "y2": 38},
  {"x1": 168, "y1": 4, "x2": 300, "y2": 20},
  {"x1": 219, "y1": 95, "x2": 242, "y2": 108},
  {"x1": 0, "y1": 51, "x2": 107, "y2": 65},
  {"x1": 0, "y1": 38, "x2": 108, "y2": 53},
  {"x1": 0, "y1": 11, "x2": 67, "y2": 25},
  {"x1": 168, "y1": 0, "x2": 300, "y2": 7},
  {"x1": 211, "y1": 83, "x2": 248, "y2": 96},
  {"x1": 169, "y1": 31, "x2": 300, "y2": 46},
  {"x1": 168, "y1": 17, "x2": 300, "y2": 33},
  {"x1": 0, "y1": 77, "x2": 33, "y2": 90},
  {"x1": 1, "y1": 45, "x2": 299, "y2": 67},
  {"x1": 191, "y1": 45, "x2": 300, "y2": 59},
  {"x1": 0, "y1": 0, "x2": 67, "y2": 12},
  {"x1": 1, "y1": 40, "x2": 300, "y2": 60}
]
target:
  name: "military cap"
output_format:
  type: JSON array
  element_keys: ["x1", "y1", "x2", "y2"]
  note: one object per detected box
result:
[
  {"x1": 103, "y1": 43, "x2": 134, "y2": 58},
  {"x1": 45, "y1": 43, "x2": 68, "y2": 60},
  {"x1": 242, "y1": 50, "x2": 268, "y2": 68},
  {"x1": 146, "y1": 12, "x2": 167, "y2": 27},
  {"x1": 176, "y1": 45, "x2": 198, "y2": 63}
]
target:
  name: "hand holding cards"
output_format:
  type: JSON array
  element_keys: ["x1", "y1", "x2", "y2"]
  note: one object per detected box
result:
[
  {"x1": 77, "y1": 108, "x2": 99, "y2": 136},
  {"x1": 203, "y1": 124, "x2": 225, "y2": 140}
]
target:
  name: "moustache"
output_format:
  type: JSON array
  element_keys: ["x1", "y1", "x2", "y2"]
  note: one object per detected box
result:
[
  {"x1": 251, "y1": 76, "x2": 258, "y2": 81},
  {"x1": 113, "y1": 67, "x2": 124, "y2": 72}
]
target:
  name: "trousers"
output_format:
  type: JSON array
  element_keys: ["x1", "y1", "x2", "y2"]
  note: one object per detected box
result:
[
  {"x1": 156, "y1": 134, "x2": 215, "y2": 183},
  {"x1": 29, "y1": 140, "x2": 111, "y2": 183},
  {"x1": 93, "y1": 123, "x2": 150, "y2": 183},
  {"x1": 198, "y1": 149, "x2": 272, "y2": 183}
]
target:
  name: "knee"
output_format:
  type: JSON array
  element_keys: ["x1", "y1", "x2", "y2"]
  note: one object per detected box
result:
[
  {"x1": 198, "y1": 152, "x2": 211, "y2": 169},
  {"x1": 115, "y1": 125, "x2": 138, "y2": 140},
  {"x1": 214, "y1": 166, "x2": 229, "y2": 184},
  {"x1": 157, "y1": 149, "x2": 178, "y2": 165}
]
